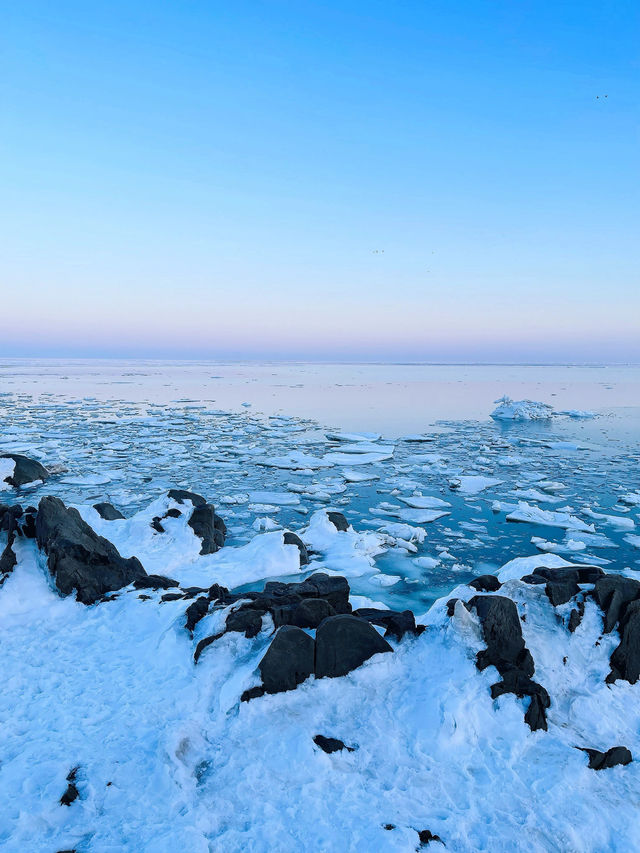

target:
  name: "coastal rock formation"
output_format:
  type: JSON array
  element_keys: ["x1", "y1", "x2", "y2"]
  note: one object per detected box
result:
[{"x1": 1, "y1": 454, "x2": 50, "y2": 488}]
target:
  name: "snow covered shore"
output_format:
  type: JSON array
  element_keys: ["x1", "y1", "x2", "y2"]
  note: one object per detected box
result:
[{"x1": 1, "y1": 474, "x2": 640, "y2": 852}]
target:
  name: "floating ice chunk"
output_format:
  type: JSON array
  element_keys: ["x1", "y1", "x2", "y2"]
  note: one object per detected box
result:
[
  {"x1": 256, "y1": 451, "x2": 334, "y2": 470},
  {"x1": 342, "y1": 469, "x2": 379, "y2": 483},
  {"x1": 368, "y1": 573, "x2": 401, "y2": 587},
  {"x1": 252, "y1": 517, "x2": 281, "y2": 532},
  {"x1": 618, "y1": 492, "x2": 640, "y2": 507},
  {"x1": 583, "y1": 508, "x2": 635, "y2": 530},
  {"x1": 491, "y1": 396, "x2": 554, "y2": 420},
  {"x1": 325, "y1": 442, "x2": 394, "y2": 455},
  {"x1": 301, "y1": 509, "x2": 387, "y2": 577},
  {"x1": 396, "y1": 494, "x2": 451, "y2": 509},
  {"x1": 510, "y1": 488, "x2": 562, "y2": 503},
  {"x1": 531, "y1": 536, "x2": 587, "y2": 554},
  {"x1": 376, "y1": 522, "x2": 427, "y2": 543},
  {"x1": 558, "y1": 409, "x2": 596, "y2": 419},
  {"x1": 249, "y1": 491, "x2": 301, "y2": 506},
  {"x1": 325, "y1": 431, "x2": 382, "y2": 443},
  {"x1": 505, "y1": 501, "x2": 595, "y2": 532},
  {"x1": 60, "y1": 473, "x2": 113, "y2": 486},
  {"x1": 412, "y1": 555, "x2": 441, "y2": 569},
  {"x1": 324, "y1": 451, "x2": 393, "y2": 466},
  {"x1": 372, "y1": 503, "x2": 450, "y2": 524},
  {"x1": 449, "y1": 475, "x2": 503, "y2": 495},
  {"x1": 497, "y1": 552, "x2": 579, "y2": 581},
  {"x1": 623, "y1": 534, "x2": 640, "y2": 549}
]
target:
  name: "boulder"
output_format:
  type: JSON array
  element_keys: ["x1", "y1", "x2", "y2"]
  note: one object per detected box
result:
[
  {"x1": 313, "y1": 735, "x2": 354, "y2": 754},
  {"x1": 93, "y1": 502, "x2": 125, "y2": 521},
  {"x1": 36, "y1": 496, "x2": 146, "y2": 604},
  {"x1": 185, "y1": 596, "x2": 210, "y2": 633},
  {"x1": 326, "y1": 511, "x2": 349, "y2": 532},
  {"x1": 352, "y1": 607, "x2": 421, "y2": 641},
  {"x1": 258, "y1": 625, "x2": 315, "y2": 694},
  {"x1": 225, "y1": 608, "x2": 266, "y2": 638},
  {"x1": 291, "y1": 598, "x2": 335, "y2": 628},
  {"x1": 608, "y1": 599, "x2": 640, "y2": 684},
  {"x1": 133, "y1": 574, "x2": 179, "y2": 590},
  {"x1": 545, "y1": 578, "x2": 580, "y2": 607},
  {"x1": 283, "y1": 531, "x2": 309, "y2": 566},
  {"x1": 469, "y1": 574, "x2": 502, "y2": 592},
  {"x1": 418, "y1": 829, "x2": 444, "y2": 847},
  {"x1": 578, "y1": 746, "x2": 632, "y2": 770},
  {"x1": 167, "y1": 489, "x2": 206, "y2": 506},
  {"x1": 188, "y1": 504, "x2": 225, "y2": 555},
  {"x1": 594, "y1": 576, "x2": 640, "y2": 633},
  {"x1": 315, "y1": 615, "x2": 393, "y2": 679},
  {"x1": 468, "y1": 595, "x2": 532, "y2": 676},
  {"x1": 1, "y1": 454, "x2": 49, "y2": 488}
]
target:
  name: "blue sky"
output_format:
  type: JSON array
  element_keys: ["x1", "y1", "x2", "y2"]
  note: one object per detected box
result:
[{"x1": 2, "y1": 1, "x2": 639, "y2": 361}]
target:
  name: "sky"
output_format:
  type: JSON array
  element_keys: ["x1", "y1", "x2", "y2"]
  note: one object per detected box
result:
[{"x1": 1, "y1": 0, "x2": 639, "y2": 362}]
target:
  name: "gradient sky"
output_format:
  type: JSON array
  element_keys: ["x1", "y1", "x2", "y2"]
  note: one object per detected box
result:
[{"x1": 2, "y1": 1, "x2": 639, "y2": 362}]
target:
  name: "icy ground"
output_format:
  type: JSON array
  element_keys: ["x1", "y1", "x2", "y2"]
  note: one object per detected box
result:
[{"x1": 1, "y1": 388, "x2": 640, "y2": 851}]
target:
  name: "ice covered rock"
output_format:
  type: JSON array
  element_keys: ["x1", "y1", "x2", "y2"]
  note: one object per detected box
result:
[
  {"x1": 0, "y1": 454, "x2": 50, "y2": 488},
  {"x1": 352, "y1": 607, "x2": 422, "y2": 641},
  {"x1": 187, "y1": 503, "x2": 226, "y2": 555},
  {"x1": 326, "y1": 511, "x2": 349, "y2": 532},
  {"x1": 257, "y1": 625, "x2": 315, "y2": 695},
  {"x1": 283, "y1": 530, "x2": 309, "y2": 565},
  {"x1": 35, "y1": 496, "x2": 146, "y2": 604}
]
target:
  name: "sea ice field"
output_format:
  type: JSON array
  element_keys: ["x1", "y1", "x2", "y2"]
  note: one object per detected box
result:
[{"x1": 1, "y1": 360, "x2": 639, "y2": 852}]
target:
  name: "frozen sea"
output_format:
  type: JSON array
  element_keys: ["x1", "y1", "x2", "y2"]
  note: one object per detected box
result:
[{"x1": 2, "y1": 359, "x2": 640, "y2": 852}]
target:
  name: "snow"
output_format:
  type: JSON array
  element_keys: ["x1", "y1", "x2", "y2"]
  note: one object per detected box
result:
[{"x1": 0, "y1": 457, "x2": 15, "y2": 490}]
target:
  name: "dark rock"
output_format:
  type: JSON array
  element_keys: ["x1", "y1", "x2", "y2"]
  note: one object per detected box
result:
[
  {"x1": 166, "y1": 508, "x2": 182, "y2": 518},
  {"x1": 93, "y1": 502, "x2": 125, "y2": 521},
  {"x1": 326, "y1": 511, "x2": 348, "y2": 532},
  {"x1": 521, "y1": 574, "x2": 547, "y2": 585},
  {"x1": 608, "y1": 599, "x2": 640, "y2": 684},
  {"x1": 578, "y1": 746, "x2": 632, "y2": 770},
  {"x1": 161, "y1": 592, "x2": 184, "y2": 602},
  {"x1": 258, "y1": 625, "x2": 315, "y2": 694},
  {"x1": 133, "y1": 574, "x2": 179, "y2": 590},
  {"x1": 291, "y1": 598, "x2": 335, "y2": 629},
  {"x1": 418, "y1": 829, "x2": 444, "y2": 847},
  {"x1": 207, "y1": 582, "x2": 230, "y2": 602},
  {"x1": 35, "y1": 496, "x2": 146, "y2": 605},
  {"x1": 150, "y1": 517, "x2": 165, "y2": 533},
  {"x1": 524, "y1": 693, "x2": 549, "y2": 732},
  {"x1": 225, "y1": 608, "x2": 266, "y2": 638},
  {"x1": 240, "y1": 685, "x2": 266, "y2": 702},
  {"x1": 60, "y1": 768, "x2": 79, "y2": 806},
  {"x1": 194, "y1": 633, "x2": 223, "y2": 663},
  {"x1": 167, "y1": 489, "x2": 206, "y2": 506},
  {"x1": 185, "y1": 596, "x2": 210, "y2": 633},
  {"x1": 468, "y1": 596, "x2": 531, "y2": 676},
  {"x1": 446, "y1": 598, "x2": 459, "y2": 617},
  {"x1": 545, "y1": 578, "x2": 580, "y2": 607},
  {"x1": 1, "y1": 453, "x2": 49, "y2": 488},
  {"x1": 188, "y1": 503, "x2": 224, "y2": 555},
  {"x1": 568, "y1": 600, "x2": 585, "y2": 633},
  {"x1": 594, "y1": 576, "x2": 640, "y2": 633},
  {"x1": 283, "y1": 531, "x2": 309, "y2": 566},
  {"x1": 313, "y1": 735, "x2": 354, "y2": 754},
  {"x1": 315, "y1": 615, "x2": 393, "y2": 679},
  {"x1": 181, "y1": 586, "x2": 209, "y2": 599},
  {"x1": 469, "y1": 574, "x2": 502, "y2": 592},
  {"x1": 296, "y1": 572, "x2": 351, "y2": 614},
  {"x1": 20, "y1": 511, "x2": 37, "y2": 538},
  {"x1": 0, "y1": 541, "x2": 17, "y2": 576},
  {"x1": 353, "y1": 607, "x2": 420, "y2": 641},
  {"x1": 1, "y1": 504, "x2": 22, "y2": 532}
]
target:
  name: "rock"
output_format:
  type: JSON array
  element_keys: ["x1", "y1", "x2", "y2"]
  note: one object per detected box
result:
[
  {"x1": 291, "y1": 598, "x2": 335, "y2": 629},
  {"x1": 93, "y1": 502, "x2": 125, "y2": 521},
  {"x1": 296, "y1": 573, "x2": 351, "y2": 614},
  {"x1": 594, "y1": 575, "x2": 640, "y2": 633},
  {"x1": 194, "y1": 633, "x2": 223, "y2": 663},
  {"x1": 418, "y1": 829, "x2": 444, "y2": 847},
  {"x1": 0, "y1": 541, "x2": 17, "y2": 578},
  {"x1": 35, "y1": 496, "x2": 146, "y2": 605},
  {"x1": 468, "y1": 595, "x2": 533, "y2": 677},
  {"x1": 188, "y1": 504, "x2": 225, "y2": 555},
  {"x1": 315, "y1": 614, "x2": 393, "y2": 679},
  {"x1": 313, "y1": 735, "x2": 354, "y2": 754},
  {"x1": 150, "y1": 517, "x2": 165, "y2": 533},
  {"x1": 326, "y1": 511, "x2": 349, "y2": 532},
  {"x1": 545, "y1": 578, "x2": 580, "y2": 607},
  {"x1": 133, "y1": 574, "x2": 179, "y2": 590},
  {"x1": 469, "y1": 574, "x2": 502, "y2": 592},
  {"x1": 166, "y1": 508, "x2": 182, "y2": 518},
  {"x1": 258, "y1": 626, "x2": 315, "y2": 694},
  {"x1": 533, "y1": 565, "x2": 604, "y2": 585},
  {"x1": 185, "y1": 596, "x2": 210, "y2": 633},
  {"x1": 521, "y1": 574, "x2": 547, "y2": 585},
  {"x1": 20, "y1": 510, "x2": 37, "y2": 538},
  {"x1": 60, "y1": 768, "x2": 79, "y2": 806},
  {"x1": 578, "y1": 746, "x2": 632, "y2": 770},
  {"x1": 353, "y1": 607, "x2": 421, "y2": 641},
  {"x1": 568, "y1": 600, "x2": 585, "y2": 633},
  {"x1": 283, "y1": 531, "x2": 309, "y2": 566},
  {"x1": 524, "y1": 693, "x2": 549, "y2": 732},
  {"x1": 207, "y1": 582, "x2": 230, "y2": 602},
  {"x1": 608, "y1": 599, "x2": 640, "y2": 684},
  {"x1": 1, "y1": 454, "x2": 49, "y2": 488},
  {"x1": 161, "y1": 592, "x2": 184, "y2": 602},
  {"x1": 240, "y1": 685, "x2": 266, "y2": 702},
  {"x1": 167, "y1": 489, "x2": 206, "y2": 506},
  {"x1": 225, "y1": 608, "x2": 266, "y2": 638}
]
